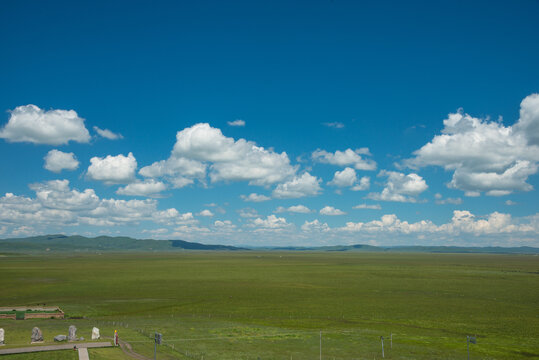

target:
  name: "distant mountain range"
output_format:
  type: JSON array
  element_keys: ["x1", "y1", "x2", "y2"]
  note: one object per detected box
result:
[
  {"x1": 255, "y1": 244, "x2": 539, "y2": 254},
  {"x1": 0, "y1": 234, "x2": 245, "y2": 253},
  {"x1": 0, "y1": 234, "x2": 537, "y2": 254}
]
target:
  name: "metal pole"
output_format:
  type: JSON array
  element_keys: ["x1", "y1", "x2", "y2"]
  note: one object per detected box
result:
[
  {"x1": 320, "y1": 331, "x2": 322, "y2": 360},
  {"x1": 467, "y1": 336, "x2": 469, "y2": 360},
  {"x1": 154, "y1": 332, "x2": 157, "y2": 360},
  {"x1": 390, "y1": 333, "x2": 392, "y2": 349},
  {"x1": 381, "y1": 336, "x2": 384, "y2": 358}
]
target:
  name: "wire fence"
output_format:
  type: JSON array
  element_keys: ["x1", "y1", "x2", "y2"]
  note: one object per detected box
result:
[{"x1": 1, "y1": 318, "x2": 487, "y2": 359}]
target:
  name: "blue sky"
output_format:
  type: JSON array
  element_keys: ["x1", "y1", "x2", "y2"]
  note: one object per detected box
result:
[{"x1": 1, "y1": 0, "x2": 538, "y2": 246}]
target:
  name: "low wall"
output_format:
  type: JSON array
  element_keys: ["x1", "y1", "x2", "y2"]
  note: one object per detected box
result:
[
  {"x1": 0, "y1": 306, "x2": 64, "y2": 319},
  {"x1": 0, "y1": 306, "x2": 60, "y2": 312},
  {"x1": 24, "y1": 313, "x2": 64, "y2": 319}
]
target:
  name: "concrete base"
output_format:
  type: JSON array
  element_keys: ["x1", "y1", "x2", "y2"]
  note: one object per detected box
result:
[
  {"x1": 78, "y1": 347, "x2": 89, "y2": 360},
  {"x1": 30, "y1": 341, "x2": 44, "y2": 344}
]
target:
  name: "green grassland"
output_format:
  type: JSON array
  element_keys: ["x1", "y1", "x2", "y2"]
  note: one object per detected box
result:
[{"x1": 0, "y1": 252, "x2": 537, "y2": 359}]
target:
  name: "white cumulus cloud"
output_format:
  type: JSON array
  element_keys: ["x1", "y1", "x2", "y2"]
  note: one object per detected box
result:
[
  {"x1": 312, "y1": 148, "x2": 376, "y2": 170},
  {"x1": 198, "y1": 209, "x2": 214, "y2": 217},
  {"x1": 320, "y1": 206, "x2": 346, "y2": 216},
  {"x1": 338, "y1": 210, "x2": 536, "y2": 237},
  {"x1": 44, "y1": 149, "x2": 79, "y2": 173},
  {"x1": 250, "y1": 215, "x2": 291, "y2": 230},
  {"x1": 301, "y1": 219, "x2": 330, "y2": 232},
  {"x1": 367, "y1": 170, "x2": 428, "y2": 203},
  {"x1": 139, "y1": 157, "x2": 206, "y2": 189},
  {"x1": 272, "y1": 172, "x2": 322, "y2": 199},
  {"x1": 0, "y1": 105, "x2": 91, "y2": 145},
  {"x1": 240, "y1": 193, "x2": 271, "y2": 202},
  {"x1": 406, "y1": 94, "x2": 539, "y2": 196},
  {"x1": 327, "y1": 167, "x2": 370, "y2": 191},
  {"x1": 116, "y1": 179, "x2": 167, "y2": 197},
  {"x1": 142, "y1": 123, "x2": 296, "y2": 188},
  {"x1": 351, "y1": 176, "x2": 370, "y2": 191},
  {"x1": 328, "y1": 167, "x2": 357, "y2": 187},
  {"x1": 173, "y1": 123, "x2": 296, "y2": 186},
  {"x1": 275, "y1": 205, "x2": 312, "y2": 213},
  {"x1": 0, "y1": 180, "x2": 174, "y2": 230},
  {"x1": 87, "y1": 152, "x2": 137, "y2": 184}
]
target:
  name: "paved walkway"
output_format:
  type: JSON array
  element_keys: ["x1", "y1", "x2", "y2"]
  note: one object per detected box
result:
[
  {"x1": 78, "y1": 347, "x2": 90, "y2": 360},
  {"x1": 0, "y1": 341, "x2": 112, "y2": 355}
]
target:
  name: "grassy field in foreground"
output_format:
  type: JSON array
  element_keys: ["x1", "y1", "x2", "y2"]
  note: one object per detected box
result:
[{"x1": 0, "y1": 252, "x2": 537, "y2": 359}]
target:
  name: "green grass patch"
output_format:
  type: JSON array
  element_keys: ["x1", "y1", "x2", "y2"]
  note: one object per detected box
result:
[
  {"x1": 0, "y1": 251, "x2": 537, "y2": 359},
  {"x1": 0, "y1": 350, "x2": 78, "y2": 359}
]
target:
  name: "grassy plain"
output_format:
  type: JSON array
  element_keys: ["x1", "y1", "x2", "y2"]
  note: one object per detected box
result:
[{"x1": 0, "y1": 252, "x2": 537, "y2": 359}]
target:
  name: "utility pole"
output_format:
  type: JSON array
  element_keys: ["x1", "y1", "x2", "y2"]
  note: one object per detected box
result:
[
  {"x1": 467, "y1": 336, "x2": 469, "y2": 360},
  {"x1": 380, "y1": 336, "x2": 384, "y2": 358},
  {"x1": 319, "y1": 331, "x2": 322, "y2": 360},
  {"x1": 390, "y1": 333, "x2": 392, "y2": 349}
]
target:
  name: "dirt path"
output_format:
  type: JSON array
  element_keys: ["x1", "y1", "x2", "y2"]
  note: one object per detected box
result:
[
  {"x1": 78, "y1": 347, "x2": 89, "y2": 360},
  {"x1": 118, "y1": 339, "x2": 151, "y2": 360},
  {"x1": 0, "y1": 342, "x2": 112, "y2": 355}
]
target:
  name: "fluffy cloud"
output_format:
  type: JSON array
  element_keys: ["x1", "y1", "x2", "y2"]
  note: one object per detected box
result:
[
  {"x1": 0, "y1": 180, "x2": 169, "y2": 230},
  {"x1": 227, "y1": 119, "x2": 245, "y2": 127},
  {"x1": 214, "y1": 220, "x2": 237, "y2": 231},
  {"x1": 514, "y1": 94, "x2": 539, "y2": 146},
  {"x1": 240, "y1": 193, "x2": 271, "y2": 202},
  {"x1": 87, "y1": 152, "x2": 137, "y2": 184},
  {"x1": 320, "y1": 206, "x2": 346, "y2": 216},
  {"x1": 116, "y1": 179, "x2": 167, "y2": 197},
  {"x1": 328, "y1": 167, "x2": 357, "y2": 187},
  {"x1": 406, "y1": 94, "x2": 539, "y2": 196},
  {"x1": 198, "y1": 209, "x2": 214, "y2": 217},
  {"x1": 275, "y1": 205, "x2": 312, "y2": 213},
  {"x1": 85, "y1": 198, "x2": 157, "y2": 224},
  {"x1": 0, "y1": 105, "x2": 90, "y2": 145},
  {"x1": 353, "y1": 203, "x2": 381, "y2": 210},
  {"x1": 312, "y1": 148, "x2": 376, "y2": 170},
  {"x1": 340, "y1": 214, "x2": 436, "y2": 233},
  {"x1": 301, "y1": 219, "x2": 330, "y2": 232},
  {"x1": 43, "y1": 150, "x2": 79, "y2": 173},
  {"x1": 351, "y1": 176, "x2": 370, "y2": 191},
  {"x1": 338, "y1": 210, "x2": 536, "y2": 237},
  {"x1": 141, "y1": 123, "x2": 296, "y2": 187},
  {"x1": 30, "y1": 180, "x2": 100, "y2": 211},
  {"x1": 367, "y1": 171, "x2": 427, "y2": 202},
  {"x1": 139, "y1": 157, "x2": 206, "y2": 188},
  {"x1": 173, "y1": 123, "x2": 296, "y2": 186},
  {"x1": 153, "y1": 209, "x2": 196, "y2": 226},
  {"x1": 272, "y1": 172, "x2": 322, "y2": 199},
  {"x1": 94, "y1": 126, "x2": 123, "y2": 140},
  {"x1": 250, "y1": 215, "x2": 291, "y2": 230},
  {"x1": 328, "y1": 167, "x2": 370, "y2": 191},
  {"x1": 438, "y1": 210, "x2": 518, "y2": 235}
]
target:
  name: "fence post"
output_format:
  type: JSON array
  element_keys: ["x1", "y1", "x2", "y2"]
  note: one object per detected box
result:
[{"x1": 320, "y1": 331, "x2": 322, "y2": 360}]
